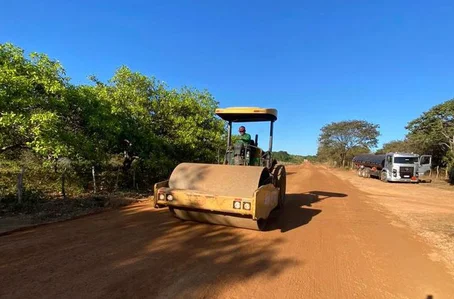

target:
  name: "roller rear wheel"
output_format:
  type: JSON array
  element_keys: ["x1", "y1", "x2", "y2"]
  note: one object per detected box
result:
[{"x1": 273, "y1": 164, "x2": 286, "y2": 209}]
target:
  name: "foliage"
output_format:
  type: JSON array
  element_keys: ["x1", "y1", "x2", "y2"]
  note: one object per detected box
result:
[
  {"x1": 302, "y1": 155, "x2": 318, "y2": 162},
  {"x1": 0, "y1": 42, "x2": 226, "y2": 204},
  {"x1": 272, "y1": 151, "x2": 316, "y2": 164},
  {"x1": 375, "y1": 139, "x2": 415, "y2": 154},
  {"x1": 317, "y1": 120, "x2": 379, "y2": 166},
  {"x1": 405, "y1": 99, "x2": 454, "y2": 167},
  {"x1": 0, "y1": 42, "x2": 70, "y2": 159},
  {"x1": 272, "y1": 151, "x2": 292, "y2": 162}
]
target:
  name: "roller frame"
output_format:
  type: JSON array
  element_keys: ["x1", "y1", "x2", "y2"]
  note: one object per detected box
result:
[{"x1": 154, "y1": 181, "x2": 280, "y2": 229}]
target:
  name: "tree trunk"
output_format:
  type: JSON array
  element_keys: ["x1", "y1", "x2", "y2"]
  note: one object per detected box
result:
[
  {"x1": 61, "y1": 167, "x2": 67, "y2": 199},
  {"x1": 92, "y1": 166, "x2": 97, "y2": 194},
  {"x1": 17, "y1": 167, "x2": 25, "y2": 204}
]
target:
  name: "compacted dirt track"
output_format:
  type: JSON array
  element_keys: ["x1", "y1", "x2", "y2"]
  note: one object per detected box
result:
[{"x1": 1, "y1": 163, "x2": 454, "y2": 299}]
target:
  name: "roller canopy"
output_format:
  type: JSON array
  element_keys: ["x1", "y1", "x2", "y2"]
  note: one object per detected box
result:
[
  {"x1": 215, "y1": 107, "x2": 277, "y2": 122},
  {"x1": 169, "y1": 163, "x2": 270, "y2": 198}
]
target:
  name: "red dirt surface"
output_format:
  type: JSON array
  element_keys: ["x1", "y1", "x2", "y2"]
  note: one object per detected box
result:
[{"x1": 1, "y1": 163, "x2": 453, "y2": 298}]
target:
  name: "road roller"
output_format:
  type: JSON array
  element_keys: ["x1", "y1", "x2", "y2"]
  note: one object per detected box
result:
[{"x1": 153, "y1": 107, "x2": 286, "y2": 230}]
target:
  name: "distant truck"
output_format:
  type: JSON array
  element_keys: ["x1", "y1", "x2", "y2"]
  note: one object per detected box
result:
[{"x1": 352, "y1": 152, "x2": 432, "y2": 183}]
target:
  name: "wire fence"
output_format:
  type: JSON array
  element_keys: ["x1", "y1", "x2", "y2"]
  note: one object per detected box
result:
[{"x1": 0, "y1": 162, "x2": 167, "y2": 205}]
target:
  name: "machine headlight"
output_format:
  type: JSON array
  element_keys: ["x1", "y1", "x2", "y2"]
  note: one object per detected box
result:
[
  {"x1": 159, "y1": 193, "x2": 165, "y2": 200},
  {"x1": 166, "y1": 194, "x2": 173, "y2": 201},
  {"x1": 243, "y1": 202, "x2": 251, "y2": 210},
  {"x1": 233, "y1": 201, "x2": 241, "y2": 209}
]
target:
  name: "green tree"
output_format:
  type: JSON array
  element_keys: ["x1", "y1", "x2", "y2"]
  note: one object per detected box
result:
[
  {"x1": 318, "y1": 120, "x2": 380, "y2": 167},
  {"x1": 405, "y1": 99, "x2": 454, "y2": 168},
  {"x1": 0, "y1": 42, "x2": 232, "y2": 200},
  {"x1": 375, "y1": 139, "x2": 415, "y2": 154},
  {"x1": 273, "y1": 151, "x2": 292, "y2": 162},
  {"x1": 0, "y1": 43, "x2": 70, "y2": 159},
  {"x1": 89, "y1": 66, "x2": 164, "y2": 165},
  {"x1": 149, "y1": 86, "x2": 225, "y2": 164}
]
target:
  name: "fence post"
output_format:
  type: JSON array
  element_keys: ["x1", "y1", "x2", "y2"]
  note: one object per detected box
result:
[
  {"x1": 92, "y1": 166, "x2": 97, "y2": 194},
  {"x1": 17, "y1": 167, "x2": 25, "y2": 204}
]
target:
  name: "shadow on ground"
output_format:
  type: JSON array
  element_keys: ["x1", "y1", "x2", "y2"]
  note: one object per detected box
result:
[
  {"x1": 0, "y1": 204, "x2": 299, "y2": 299},
  {"x1": 266, "y1": 190, "x2": 347, "y2": 233}
]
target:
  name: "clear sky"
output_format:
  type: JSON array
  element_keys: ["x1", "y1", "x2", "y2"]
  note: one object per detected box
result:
[{"x1": 2, "y1": 0, "x2": 454, "y2": 155}]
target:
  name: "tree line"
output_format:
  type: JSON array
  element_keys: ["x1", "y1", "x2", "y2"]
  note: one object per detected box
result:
[
  {"x1": 316, "y1": 99, "x2": 454, "y2": 183},
  {"x1": 272, "y1": 151, "x2": 317, "y2": 164},
  {"x1": 0, "y1": 42, "x2": 226, "y2": 201}
]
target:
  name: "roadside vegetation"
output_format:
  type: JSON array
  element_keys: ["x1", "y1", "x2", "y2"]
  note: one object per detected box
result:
[
  {"x1": 316, "y1": 100, "x2": 454, "y2": 184},
  {"x1": 272, "y1": 151, "x2": 317, "y2": 164},
  {"x1": 0, "y1": 42, "x2": 226, "y2": 218}
]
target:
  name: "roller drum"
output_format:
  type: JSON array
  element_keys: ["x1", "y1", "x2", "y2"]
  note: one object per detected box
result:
[
  {"x1": 166, "y1": 162, "x2": 272, "y2": 230},
  {"x1": 170, "y1": 208, "x2": 267, "y2": 231},
  {"x1": 168, "y1": 162, "x2": 270, "y2": 198}
]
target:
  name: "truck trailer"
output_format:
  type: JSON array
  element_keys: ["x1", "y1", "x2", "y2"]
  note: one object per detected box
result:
[{"x1": 352, "y1": 152, "x2": 432, "y2": 183}]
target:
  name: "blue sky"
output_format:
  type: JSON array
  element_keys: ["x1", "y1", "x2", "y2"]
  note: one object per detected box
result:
[{"x1": 2, "y1": 0, "x2": 454, "y2": 155}]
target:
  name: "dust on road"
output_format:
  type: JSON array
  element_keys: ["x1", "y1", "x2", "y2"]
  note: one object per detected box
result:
[{"x1": 1, "y1": 163, "x2": 453, "y2": 299}]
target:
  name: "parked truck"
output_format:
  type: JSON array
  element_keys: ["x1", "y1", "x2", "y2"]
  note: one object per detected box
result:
[{"x1": 352, "y1": 152, "x2": 432, "y2": 183}]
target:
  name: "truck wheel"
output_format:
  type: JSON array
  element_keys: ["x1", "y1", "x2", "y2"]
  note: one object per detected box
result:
[{"x1": 380, "y1": 172, "x2": 388, "y2": 182}]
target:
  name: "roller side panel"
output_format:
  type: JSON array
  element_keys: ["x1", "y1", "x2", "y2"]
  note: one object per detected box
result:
[
  {"x1": 253, "y1": 184, "x2": 279, "y2": 220},
  {"x1": 156, "y1": 189, "x2": 254, "y2": 216},
  {"x1": 168, "y1": 163, "x2": 269, "y2": 198}
]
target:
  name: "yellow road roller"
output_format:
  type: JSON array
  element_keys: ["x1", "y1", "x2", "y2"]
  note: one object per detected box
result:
[{"x1": 153, "y1": 107, "x2": 286, "y2": 230}]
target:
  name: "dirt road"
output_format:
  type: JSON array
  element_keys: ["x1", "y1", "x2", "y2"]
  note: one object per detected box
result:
[{"x1": 1, "y1": 163, "x2": 454, "y2": 299}]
